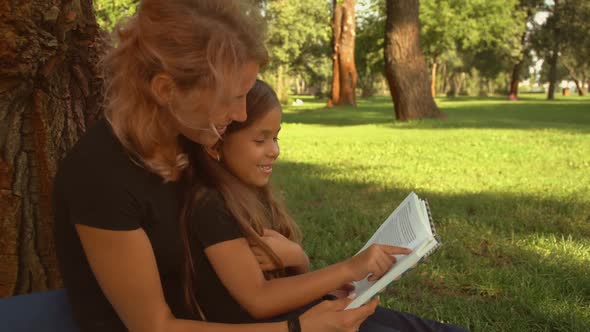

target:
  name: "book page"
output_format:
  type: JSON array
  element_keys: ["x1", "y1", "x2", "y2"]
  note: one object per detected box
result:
[
  {"x1": 349, "y1": 193, "x2": 434, "y2": 304},
  {"x1": 359, "y1": 193, "x2": 431, "y2": 254}
]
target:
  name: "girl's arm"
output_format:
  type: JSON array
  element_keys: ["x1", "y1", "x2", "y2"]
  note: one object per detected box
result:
[
  {"x1": 251, "y1": 229, "x2": 310, "y2": 274},
  {"x1": 77, "y1": 225, "x2": 375, "y2": 332},
  {"x1": 205, "y1": 237, "x2": 410, "y2": 319}
]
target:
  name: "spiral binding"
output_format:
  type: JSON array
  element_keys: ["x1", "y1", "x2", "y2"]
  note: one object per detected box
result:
[
  {"x1": 422, "y1": 199, "x2": 442, "y2": 258},
  {"x1": 392, "y1": 198, "x2": 442, "y2": 280}
]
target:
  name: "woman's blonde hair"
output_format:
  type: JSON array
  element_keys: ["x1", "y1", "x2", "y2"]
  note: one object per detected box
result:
[{"x1": 101, "y1": 0, "x2": 268, "y2": 181}]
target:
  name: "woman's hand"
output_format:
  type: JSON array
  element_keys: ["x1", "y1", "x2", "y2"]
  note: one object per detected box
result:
[
  {"x1": 344, "y1": 244, "x2": 411, "y2": 282},
  {"x1": 299, "y1": 297, "x2": 379, "y2": 332},
  {"x1": 250, "y1": 229, "x2": 309, "y2": 272}
]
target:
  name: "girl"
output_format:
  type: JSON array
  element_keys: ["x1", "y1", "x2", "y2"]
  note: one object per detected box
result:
[
  {"x1": 183, "y1": 80, "x2": 468, "y2": 332},
  {"x1": 53, "y1": 1, "x2": 378, "y2": 332}
]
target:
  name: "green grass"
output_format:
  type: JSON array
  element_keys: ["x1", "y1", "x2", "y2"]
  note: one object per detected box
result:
[{"x1": 273, "y1": 93, "x2": 590, "y2": 331}]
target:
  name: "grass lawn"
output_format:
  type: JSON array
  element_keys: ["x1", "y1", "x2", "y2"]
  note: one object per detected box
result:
[{"x1": 272, "y1": 93, "x2": 590, "y2": 331}]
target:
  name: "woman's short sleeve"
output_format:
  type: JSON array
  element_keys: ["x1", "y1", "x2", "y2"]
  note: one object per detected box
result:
[{"x1": 54, "y1": 133, "x2": 141, "y2": 230}]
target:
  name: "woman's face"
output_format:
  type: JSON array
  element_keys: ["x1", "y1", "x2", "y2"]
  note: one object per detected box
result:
[
  {"x1": 220, "y1": 108, "x2": 281, "y2": 187},
  {"x1": 171, "y1": 61, "x2": 259, "y2": 147}
]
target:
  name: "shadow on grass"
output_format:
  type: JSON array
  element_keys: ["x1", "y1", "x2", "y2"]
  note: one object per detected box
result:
[
  {"x1": 283, "y1": 96, "x2": 590, "y2": 133},
  {"x1": 272, "y1": 160, "x2": 590, "y2": 332}
]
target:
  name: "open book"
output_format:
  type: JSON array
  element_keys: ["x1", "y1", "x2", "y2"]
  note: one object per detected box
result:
[{"x1": 345, "y1": 192, "x2": 441, "y2": 310}]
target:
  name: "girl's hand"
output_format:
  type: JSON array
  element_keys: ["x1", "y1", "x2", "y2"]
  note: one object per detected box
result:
[
  {"x1": 299, "y1": 297, "x2": 379, "y2": 332},
  {"x1": 250, "y1": 229, "x2": 309, "y2": 272},
  {"x1": 329, "y1": 283, "x2": 355, "y2": 299},
  {"x1": 344, "y1": 244, "x2": 411, "y2": 282}
]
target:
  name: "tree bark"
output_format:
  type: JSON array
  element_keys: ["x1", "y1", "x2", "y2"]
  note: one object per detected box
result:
[
  {"x1": 0, "y1": 0, "x2": 105, "y2": 297},
  {"x1": 328, "y1": 0, "x2": 357, "y2": 107},
  {"x1": 384, "y1": 0, "x2": 443, "y2": 121}
]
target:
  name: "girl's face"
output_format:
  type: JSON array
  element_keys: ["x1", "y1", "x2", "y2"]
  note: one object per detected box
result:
[
  {"x1": 171, "y1": 61, "x2": 259, "y2": 147},
  {"x1": 220, "y1": 108, "x2": 281, "y2": 187}
]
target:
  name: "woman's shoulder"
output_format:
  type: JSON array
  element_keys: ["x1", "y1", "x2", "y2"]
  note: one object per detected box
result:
[
  {"x1": 60, "y1": 119, "x2": 127, "y2": 170},
  {"x1": 54, "y1": 118, "x2": 156, "y2": 205}
]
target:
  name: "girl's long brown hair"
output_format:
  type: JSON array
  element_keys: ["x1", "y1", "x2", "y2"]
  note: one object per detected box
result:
[{"x1": 179, "y1": 80, "x2": 302, "y2": 319}]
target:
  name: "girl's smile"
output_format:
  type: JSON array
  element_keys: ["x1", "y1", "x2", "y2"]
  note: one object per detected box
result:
[{"x1": 220, "y1": 108, "x2": 281, "y2": 187}]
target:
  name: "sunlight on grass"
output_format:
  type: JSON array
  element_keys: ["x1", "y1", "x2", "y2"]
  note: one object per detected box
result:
[{"x1": 273, "y1": 94, "x2": 590, "y2": 331}]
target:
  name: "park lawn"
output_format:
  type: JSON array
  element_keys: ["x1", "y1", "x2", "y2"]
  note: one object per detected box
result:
[{"x1": 272, "y1": 93, "x2": 590, "y2": 332}]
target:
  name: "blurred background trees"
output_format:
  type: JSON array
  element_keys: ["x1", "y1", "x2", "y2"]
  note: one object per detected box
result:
[{"x1": 91, "y1": 0, "x2": 590, "y2": 106}]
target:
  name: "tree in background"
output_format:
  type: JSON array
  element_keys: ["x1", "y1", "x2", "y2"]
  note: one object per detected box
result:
[
  {"x1": 355, "y1": 0, "x2": 385, "y2": 98},
  {"x1": 420, "y1": 0, "x2": 459, "y2": 97},
  {"x1": 530, "y1": 0, "x2": 590, "y2": 98},
  {"x1": 0, "y1": 0, "x2": 104, "y2": 296},
  {"x1": 508, "y1": 0, "x2": 544, "y2": 100},
  {"x1": 545, "y1": 0, "x2": 561, "y2": 100},
  {"x1": 384, "y1": 0, "x2": 442, "y2": 121},
  {"x1": 259, "y1": 0, "x2": 330, "y2": 102},
  {"x1": 556, "y1": 0, "x2": 590, "y2": 96},
  {"x1": 328, "y1": 0, "x2": 358, "y2": 107},
  {"x1": 420, "y1": 0, "x2": 525, "y2": 98}
]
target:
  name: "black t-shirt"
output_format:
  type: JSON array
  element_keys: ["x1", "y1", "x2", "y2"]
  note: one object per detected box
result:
[
  {"x1": 53, "y1": 119, "x2": 198, "y2": 331},
  {"x1": 188, "y1": 193, "x2": 329, "y2": 324},
  {"x1": 188, "y1": 191, "x2": 256, "y2": 323}
]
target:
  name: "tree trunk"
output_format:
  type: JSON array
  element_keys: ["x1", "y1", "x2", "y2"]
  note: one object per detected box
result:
[
  {"x1": 573, "y1": 79, "x2": 584, "y2": 96},
  {"x1": 328, "y1": 0, "x2": 357, "y2": 107},
  {"x1": 508, "y1": 10, "x2": 534, "y2": 101},
  {"x1": 562, "y1": 62, "x2": 585, "y2": 97},
  {"x1": 430, "y1": 60, "x2": 437, "y2": 98},
  {"x1": 384, "y1": 0, "x2": 443, "y2": 121},
  {"x1": 547, "y1": 0, "x2": 560, "y2": 100},
  {"x1": 0, "y1": 0, "x2": 105, "y2": 297},
  {"x1": 441, "y1": 62, "x2": 448, "y2": 95},
  {"x1": 508, "y1": 61, "x2": 522, "y2": 100}
]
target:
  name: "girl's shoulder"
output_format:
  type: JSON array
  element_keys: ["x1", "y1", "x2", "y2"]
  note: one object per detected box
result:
[
  {"x1": 189, "y1": 188, "x2": 245, "y2": 245},
  {"x1": 192, "y1": 188, "x2": 228, "y2": 215}
]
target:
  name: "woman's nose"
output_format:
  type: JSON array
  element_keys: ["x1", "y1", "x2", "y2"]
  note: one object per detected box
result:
[{"x1": 230, "y1": 100, "x2": 247, "y2": 123}]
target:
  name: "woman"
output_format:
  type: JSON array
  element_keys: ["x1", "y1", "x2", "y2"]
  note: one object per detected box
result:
[{"x1": 53, "y1": 1, "x2": 379, "y2": 331}]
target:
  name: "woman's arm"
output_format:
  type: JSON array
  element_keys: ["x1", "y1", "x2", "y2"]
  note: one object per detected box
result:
[
  {"x1": 205, "y1": 237, "x2": 410, "y2": 319},
  {"x1": 77, "y1": 225, "x2": 376, "y2": 332}
]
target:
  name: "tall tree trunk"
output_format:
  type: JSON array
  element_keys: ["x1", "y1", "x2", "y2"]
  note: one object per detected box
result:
[
  {"x1": 0, "y1": 0, "x2": 104, "y2": 297},
  {"x1": 328, "y1": 0, "x2": 357, "y2": 107},
  {"x1": 441, "y1": 62, "x2": 448, "y2": 95},
  {"x1": 384, "y1": 0, "x2": 443, "y2": 121},
  {"x1": 430, "y1": 59, "x2": 437, "y2": 98},
  {"x1": 508, "y1": 9, "x2": 535, "y2": 101},
  {"x1": 508, "y1": 60, "x2": 523, "y2": 100},
  {"x1": 573, "y1": 79, "x2": 584, "y2": 96},
  {"x1": 547, "y1": 0, "x2": 560, "y2": 100}
]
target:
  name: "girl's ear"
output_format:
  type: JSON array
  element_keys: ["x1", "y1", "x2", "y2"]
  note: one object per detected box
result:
[
  {"x1": 203, "y1": 144, "x2": 221, "y2": 162},
  {"x1": 150, "y1": 73, "x2": 175, "y2": 106}
]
